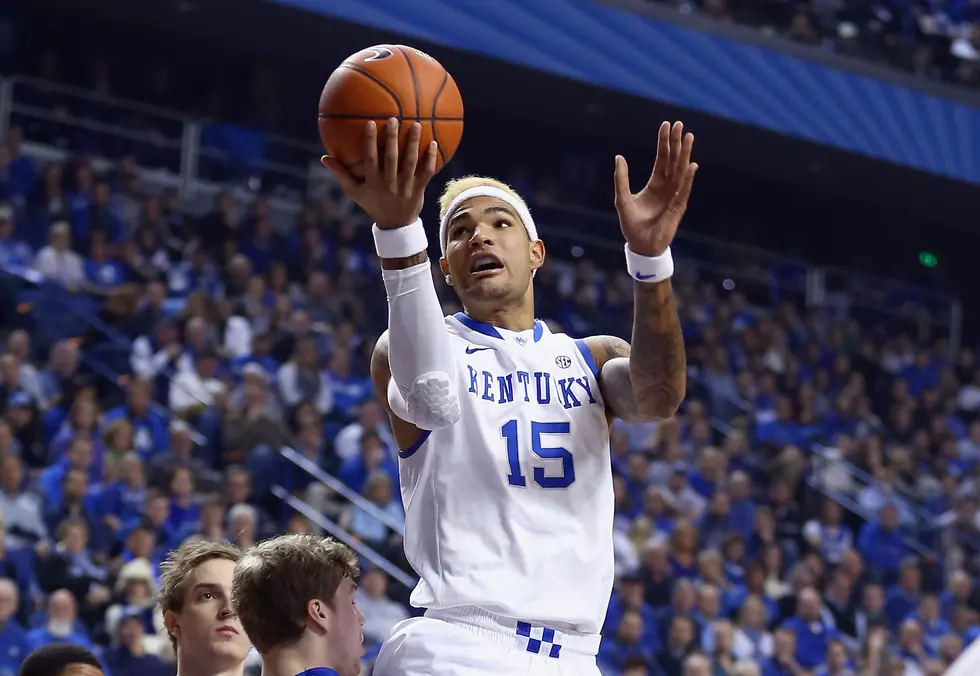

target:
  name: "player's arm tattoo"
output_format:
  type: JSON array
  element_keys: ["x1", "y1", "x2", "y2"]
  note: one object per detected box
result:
[
  {"x1": 587, "y1": 280, "x2": 685, "y2": 422},
  {"x1": 380, "y1": 252, "x2": 428, "y2": 270},
  {"x1": 627, "y1": 280, "x2": 686, "y2": 418}
]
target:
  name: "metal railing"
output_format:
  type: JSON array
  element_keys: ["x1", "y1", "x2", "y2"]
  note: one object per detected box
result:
[
  {"x1": 807, "y1": 445, "x2": 939, "y2": 556},
  {"x1": 280, "y1": 447, "x2": 406, "y2": 535},
  {"x1": 0, "y1": 75, "x2": 323, "y2": 202},
  {"x1": 271, "y1": 485, "x2": 416, "y2": 588}
]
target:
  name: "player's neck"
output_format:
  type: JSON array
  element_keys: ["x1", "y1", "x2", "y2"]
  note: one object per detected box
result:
[
  {"x1": 176, "y1": 657, "x2": 245, "y2": 676},
  {"x1": 464, "y1": 301, "x2": 535, "y2": 332},
  {"x1": 259, "y1": 644, "x2": 336, "y2": 676}
]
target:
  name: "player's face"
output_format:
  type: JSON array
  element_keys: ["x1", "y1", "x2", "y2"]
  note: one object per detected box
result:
[
  {"x1": 327, "y1": 577, "x2": 365, "y2": 676},
  {"x1": 441, "y1": 196, "x2": 544, "y2": 305},
  {"x1": 170, "y1": 558, "x2": 251, "y2": 668}
]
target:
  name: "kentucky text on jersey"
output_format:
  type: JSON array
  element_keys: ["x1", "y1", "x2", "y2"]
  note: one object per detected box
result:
[{"x1": 465, "y1": 365, "x2": 597, "y2": 409}]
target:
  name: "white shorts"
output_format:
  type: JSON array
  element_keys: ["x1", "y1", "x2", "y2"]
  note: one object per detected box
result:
[{"x1": 373, "y1": 606, "x2": 602, "y2": 676}]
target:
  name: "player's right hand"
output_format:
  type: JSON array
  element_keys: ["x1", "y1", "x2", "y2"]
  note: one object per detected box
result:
[{"x1": 321, "y1": 118, "x2": 439, "y2": 230}]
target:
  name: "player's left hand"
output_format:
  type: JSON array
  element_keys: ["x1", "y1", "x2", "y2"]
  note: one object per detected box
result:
[{"x1": 614, "y1": 121, "x2": 697, "y2": 257}]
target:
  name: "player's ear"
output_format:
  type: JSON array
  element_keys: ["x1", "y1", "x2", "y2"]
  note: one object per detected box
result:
[
  {"x1": 529, "y1": 239, "x2": 545, "y2": 271},
  {"x1": 307, "y1": 599, "x2": 330, "y2": 633},
  {"x1": 164, "y1": 610, "x2": 178, "y2": 639},
  {"x1": 439, "y1": 257, "x2": 453, "y2": 287}
]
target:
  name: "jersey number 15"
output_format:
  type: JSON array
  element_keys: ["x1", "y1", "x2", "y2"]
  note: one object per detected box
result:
[{"x1": 500, "y1": 420, "x2": 576, "y2": 489}]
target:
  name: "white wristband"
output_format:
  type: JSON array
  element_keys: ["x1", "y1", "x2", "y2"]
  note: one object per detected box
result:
[
  {"x1": 625, "y1": 244, "x2": 674, "y2": 283},
  {"x1": 373, "y1": 219, "x2": 428, "y2": 259}
]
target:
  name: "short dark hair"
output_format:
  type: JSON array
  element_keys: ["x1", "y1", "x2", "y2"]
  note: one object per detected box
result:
[
  {"x1": 232, "y1": 533, "x2": 358, "y2": 653},
  {"x1": 158, "y1": 539, "x2": 242, "y2": 652},
  {"x1": 19, "y1": 643, "x2": 103, "y2": 676}
]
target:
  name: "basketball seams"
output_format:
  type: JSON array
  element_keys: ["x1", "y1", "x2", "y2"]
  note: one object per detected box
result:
[
  {"x1": 338, "y1": 63, "x2": 403, "y2": 119},
  {"x1": 394, "y1": 46, "x2": 422, "y2": 122},
  {"x1": 318, "y1": 114, "x2": 463, "y2": 121},
  {"x1": 431, "y1": 71, "x2": 450, "y2": 166}
]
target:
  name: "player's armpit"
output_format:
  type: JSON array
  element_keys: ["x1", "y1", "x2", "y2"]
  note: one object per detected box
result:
[
  {"x1": 583, "y1": 335, "x2": 647, "y2": 424},
  {"x1": 585, "y1": 280, "x2": 686, "y2": 421},
  {"x1": 370, "y1": 332, "x2": 428, "y2": 451}
]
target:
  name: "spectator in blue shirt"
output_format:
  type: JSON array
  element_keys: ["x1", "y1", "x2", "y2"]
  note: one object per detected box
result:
[
  {"x1": 102, "y1": 381, "x2": 168, "y2": 460},
  {"x1": 814, "y1": 638, "x2": 855, "y2": 676},
  {"x1": 26, "y1": 589, "x2": 93, "y2": 652},
  {"x1": 780, "y1": 587, "x2": 836, "y2": 669},
  {"x1": 761, "y1": 627, "x2": 802, "y2": 676},
  {"x1": 84, "y1": 232, "x2": 125, "y2": 294},
  {"x1": 599, "y1": 608, "x2": 659, "y2": 673},
  {"x1": 886, "y1": 558, "x2": 923, "y2": 630},
  {"x1": 605, "y1": 574, "x2": 660, "y2": 650},
  {"x1": 0, "y1": 205, "x2": 33, "y2": 268},
  {"x1": 0, "y1": 579, "x2": 28, "y2": 675},
  {"x1": 2, "y1": 128, "x2": 38, "y2": 206},
  {"x1": 338, "y1": 431, "x2": 398, "y2": 496},
  {"x1": 856, "y1": 504, "x2": 908, "y2": 578},
  {"x1": 103, "y1": 609, "x2": 169, "y2": 676}
]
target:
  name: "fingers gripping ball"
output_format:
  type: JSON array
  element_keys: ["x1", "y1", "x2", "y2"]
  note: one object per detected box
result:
[{"x1": 318, "y1": 45, "x2": 464, "y2": 179}]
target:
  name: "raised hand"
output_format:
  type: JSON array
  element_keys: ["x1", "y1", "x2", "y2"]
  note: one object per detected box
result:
[
  {"x1": 613, "y1": 121, "x2": 697, "y2": 257},
  {"x1": 321, "y1": 118, "x2": 439, "y2": 229}
]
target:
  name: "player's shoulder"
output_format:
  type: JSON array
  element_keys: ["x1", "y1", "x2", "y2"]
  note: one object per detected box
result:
[{"x1": 373, "y1": 330, "x2": 390, "y2": 359}]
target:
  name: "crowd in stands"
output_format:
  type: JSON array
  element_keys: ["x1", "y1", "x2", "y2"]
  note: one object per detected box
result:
[
  {"x1": 0, "y1": 16, "x2": 979, "y2": 676},
  {"x1": 649, "y1": 0, "x2": 980, "y2": 89}
]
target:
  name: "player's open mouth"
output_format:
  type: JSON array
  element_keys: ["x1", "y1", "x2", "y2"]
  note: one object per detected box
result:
[{"x1": 469, "y1": 253, "x2": 504, "y2": 276}]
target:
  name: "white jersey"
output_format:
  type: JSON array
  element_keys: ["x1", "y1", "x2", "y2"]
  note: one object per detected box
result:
[{"x1": 396, "y1": 312, "x2": 615, "y2": 635}]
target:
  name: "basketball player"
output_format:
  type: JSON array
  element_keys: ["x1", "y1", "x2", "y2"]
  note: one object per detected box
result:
[
  {"x1": 322, "y1": 117, "x2": 694, "y2": 675},
  {"x1": 230, "y1": 533, "x2": 365, "y2": 676},
  {"x1": 158, "y1": 540, "x2": 252, "y2": 676},
  {"x1": 18, "y1": 643, "x2": 103, "y2": 676}
]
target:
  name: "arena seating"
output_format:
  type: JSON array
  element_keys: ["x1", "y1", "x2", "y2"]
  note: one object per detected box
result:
[
  {"x1": 0, "y1": 19, "x2": 976, "y2": 676},
  {"x1": 645, "y1": 0, "x2": 980, "y2": 90}
]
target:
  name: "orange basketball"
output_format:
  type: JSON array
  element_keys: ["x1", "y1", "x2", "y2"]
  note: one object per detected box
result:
[{"x1": 318, "y1": 45, "x2": 464, "y2": 179}]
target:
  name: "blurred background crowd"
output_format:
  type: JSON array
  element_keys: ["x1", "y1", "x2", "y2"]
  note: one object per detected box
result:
[
  {"x1": 646, "y1": 0, "x2": 980, "y2": 88},
  {"x1": 0, "y1": 1, "x2": 978, "y2": 676}
]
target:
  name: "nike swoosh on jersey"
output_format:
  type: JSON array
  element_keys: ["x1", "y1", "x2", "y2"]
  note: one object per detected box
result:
[{"x1": 465, "y1": 346, "x2": 492, "y2": 354}]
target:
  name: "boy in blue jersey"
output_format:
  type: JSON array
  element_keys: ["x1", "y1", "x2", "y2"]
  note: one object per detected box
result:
[
  {"x1": 231, "y1": 534, "x2": 365, "y2": 676},
  {"x1": 158, "y1": 540, "x2": 251, "y2": 676}
]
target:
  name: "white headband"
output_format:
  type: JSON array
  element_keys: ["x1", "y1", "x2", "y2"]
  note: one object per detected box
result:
[{"x1": 438, "y1": 186, "x2": 539, "y2": 257}]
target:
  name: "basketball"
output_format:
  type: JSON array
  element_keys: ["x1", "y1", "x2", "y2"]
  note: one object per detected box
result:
[{"x1": 318, "y1": 45, "x2": 464, "y2": 178}]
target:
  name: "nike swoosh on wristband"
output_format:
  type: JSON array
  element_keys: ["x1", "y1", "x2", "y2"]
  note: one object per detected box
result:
[
  {"x1": 636, "y1": 272, "x2": 658, "y2": 280},
  {"x1": 465, "y1": 346, "x2": 492, "y2": 354}
]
